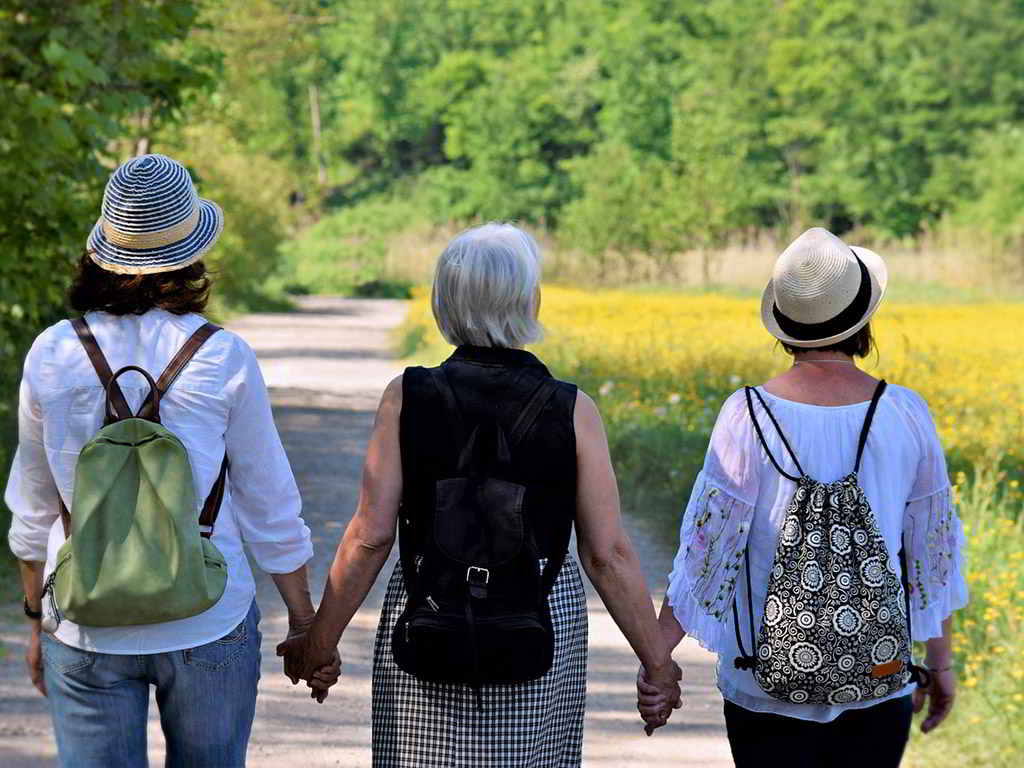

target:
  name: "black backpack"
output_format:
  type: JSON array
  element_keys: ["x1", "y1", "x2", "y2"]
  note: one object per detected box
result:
[
  {"x1": 391, "y1": 368, "x2": 565, "y2": 708},
  {"x1": 733, "y1": 381, "x2": 928, "y2": 706}
]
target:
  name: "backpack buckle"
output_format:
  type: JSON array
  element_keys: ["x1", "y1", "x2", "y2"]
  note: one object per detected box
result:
[{"x1": 467, "y1": 566, "x2": 490, "y2": 599}]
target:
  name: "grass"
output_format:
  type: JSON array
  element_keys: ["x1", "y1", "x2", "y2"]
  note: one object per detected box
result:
[{"x1": 400, "y1": 285, "x2": 1024, "y2": 768}]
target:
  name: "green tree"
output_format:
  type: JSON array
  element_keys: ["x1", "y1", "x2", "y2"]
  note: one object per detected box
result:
[{"x1": 0, "y1": 0, "x2": 211, "y2": 546}]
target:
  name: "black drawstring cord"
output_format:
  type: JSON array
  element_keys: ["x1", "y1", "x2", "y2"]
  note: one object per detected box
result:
[
  {"x1": 899, "y1": 546, "x2": 932, "y2": 690},
  {"x1": 732, "y1": 548, "x2": 758, "y2": 672}
]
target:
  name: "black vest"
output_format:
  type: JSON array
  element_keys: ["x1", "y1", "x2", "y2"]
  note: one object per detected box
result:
[{"x1": 399, "y1": 345, "x2": 578, "y2": 560}]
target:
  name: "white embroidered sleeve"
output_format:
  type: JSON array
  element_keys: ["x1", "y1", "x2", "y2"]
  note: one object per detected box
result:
[
  {"x1": 665, "y1": 391, "x2": 759, "y2": 654},
  {"x1": 904, "y1": 486, "x2": 968, "y2": 640},
  {"x1": 666, "y1": 472, "x2": 755, "y2": 653},
  {"x1": 902, "y1": 392, "x2": 968, "y2": 640}
]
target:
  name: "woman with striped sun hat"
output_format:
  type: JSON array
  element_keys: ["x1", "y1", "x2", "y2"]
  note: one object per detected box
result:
[
  {"x1": 87, "y1": 153, "x2": 224, "y2": 274},
  {"x1": 7, "y1": 154, "x2": 339, "y2": 767}
]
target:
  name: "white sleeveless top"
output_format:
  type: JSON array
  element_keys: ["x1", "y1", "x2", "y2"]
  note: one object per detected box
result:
[{"x1": 665, "y1": 384, "x2": 967, "y2": 722}]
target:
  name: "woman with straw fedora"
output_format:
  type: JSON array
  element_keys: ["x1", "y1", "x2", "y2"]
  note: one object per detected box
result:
[
  {"x1": 6, "y1": 154, "x2": 337, "y2": 767},
  {"x1": 638, "y1": 228, "x2": 968, "y2": 766}
]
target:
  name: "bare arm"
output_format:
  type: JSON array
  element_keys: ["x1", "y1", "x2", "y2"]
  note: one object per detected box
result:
[
  {"x1": 17, "y1": 559, "x2": 45, "y2": 696},
  {"x1": 298, "y1": 376, "x2": 404, "y2": 674},
  {"x1": 655, "y1": 595, "x2": 687, "y2": 651},
  {"x1": 271, "y1": 565, "x2": 315, "y2": 628},
  {"x1": 573, "y1": 391, "x2": 674, "y2": 680}
]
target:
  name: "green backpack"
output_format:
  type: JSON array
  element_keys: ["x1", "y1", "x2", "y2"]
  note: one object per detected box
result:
[{"x1": 41, "y1": 317, "x2": 229, "y2": 630}]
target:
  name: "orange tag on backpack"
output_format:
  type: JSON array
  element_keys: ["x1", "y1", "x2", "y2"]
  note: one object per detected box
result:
[{"x1": 871, "y1": 660, "x2": 904, "y2": 678}]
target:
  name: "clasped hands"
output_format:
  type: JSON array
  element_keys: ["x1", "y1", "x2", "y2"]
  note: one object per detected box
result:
[
  {"x1": 636, "y1": 659, "x2": 683, "y2": 735},
  {"x1": 275, "y1": 613, "x2": 685, "y2": 725},
  {"x1": 275, "y1": 614, "x2": 342, "y2": 703}
]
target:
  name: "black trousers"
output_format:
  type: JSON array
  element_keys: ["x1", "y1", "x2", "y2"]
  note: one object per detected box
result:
[{"x1": 724, "y1": 695, "x2": 914, "y2": 768}]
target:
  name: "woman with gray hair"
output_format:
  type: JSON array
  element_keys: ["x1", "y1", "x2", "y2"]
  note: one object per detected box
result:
[{"x1": 278, "y1": 223, "x2": 681, "y2": 766}]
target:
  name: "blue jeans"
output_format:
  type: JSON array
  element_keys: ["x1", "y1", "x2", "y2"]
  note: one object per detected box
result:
[{"x1": 42, "y1": 601, "x2": 261, "y2": 768}]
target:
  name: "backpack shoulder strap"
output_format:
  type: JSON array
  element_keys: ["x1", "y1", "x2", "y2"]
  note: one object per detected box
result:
[
  {"x1": 71, "y1": 317, "x2": 132, "y2": 422},
  {"x1": 156, "y1": 322, "x2": 222, "y2": 396},
  {"x1": 155, "y1": 322, "x2": 227, "y2": 537},
  {"x1": 854, "y1": 379, "x2": 887, "y2": 473},
  {"x1": 135, "y1": 322, "x2": 221, "y2": 421},
  {"x1": 429, "y1": 366, "x2": 468, "y2": 448},
  {"x1": 508, "y1": 378, "x2": 559, "y2": 448},
  {"x1": 198, "y1": 455, "x2": 229, "y2": 539},
  {"x1": 744, "y1": 386, "x2": 804, "y2": 481}
]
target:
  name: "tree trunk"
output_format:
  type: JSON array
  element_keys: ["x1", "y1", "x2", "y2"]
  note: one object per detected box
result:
[
  {"x1": 135, "y1": 108, "x2": 151, "y2": 157},
  {"x1": 308, "y1": 84, "x2": 326, "y2": 187}
]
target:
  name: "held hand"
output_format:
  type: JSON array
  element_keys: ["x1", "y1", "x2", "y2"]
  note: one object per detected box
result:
[
  {"x1": 25, "y1": 625, "x2": 46, "y2": 697},
  {"x1": 913, "y1": 667, "x2": 956, "y2": 733},
  {"x1": 275, "y1": 614, "x2": 340, "y2": 696},
  {"x1": 306, "y1": 651, "x2": 342, "y2": 703},
  {"x1": 276, "y1": 614, "x2": 315, "y2": 685},
  {"x1": 637, "y1": 661, "x2": 682, "y2": 735}
]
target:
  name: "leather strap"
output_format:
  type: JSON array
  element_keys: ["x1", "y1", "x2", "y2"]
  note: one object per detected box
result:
[
  {"x1": 107, "y1": 365, "x2": 160, "y2": 424},
  {"x1": 71, "y1": 317, "x2": 132, "y2": 423},
  {"x1": 156, "y1": 323, "x2": 221, "y2": 396},
  {"x1": 61, "y1": 320, "x2": 228, "y2": 539},
  {"x1": 200, "y1": 455, "x2": 229, "y2": 539},
  {"x1": 153, "y1": 322, "x2": 227, "y2": 539}
]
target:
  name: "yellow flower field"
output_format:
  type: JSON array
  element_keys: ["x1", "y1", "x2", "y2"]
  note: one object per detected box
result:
[{"x1": 401, "y1": 286, "x2": 1024, "y2": 767}]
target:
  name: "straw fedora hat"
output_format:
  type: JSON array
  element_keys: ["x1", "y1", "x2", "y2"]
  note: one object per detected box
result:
[
  {"x1": 760, "y1": 227, "x2": 888, "y2": 348},
  {"x1": 87, "y1": 154, "x2": 223, "y2": 275}
]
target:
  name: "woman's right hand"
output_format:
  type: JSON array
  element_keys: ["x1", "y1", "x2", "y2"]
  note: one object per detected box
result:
[{"x1": 637, "y1": 660, "x2": 682, "y2": 734}]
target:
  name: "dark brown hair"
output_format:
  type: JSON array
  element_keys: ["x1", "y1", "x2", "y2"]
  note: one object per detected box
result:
[
  {"x1": 69, "y1": 253, "x2": 212, "y2": 315},
  {"x1": 782, "y1": 323, "x2": 875, "y2": 358}
]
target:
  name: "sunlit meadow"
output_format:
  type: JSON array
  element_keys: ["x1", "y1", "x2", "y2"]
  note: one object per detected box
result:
[{"x1": 401, "y1": 286, "x2": 1024, "y2": 767}]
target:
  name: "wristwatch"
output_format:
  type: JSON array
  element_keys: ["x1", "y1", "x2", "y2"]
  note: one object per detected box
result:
[{"x1": 23, "y1": 598, "x2": 42, "y2": 621}]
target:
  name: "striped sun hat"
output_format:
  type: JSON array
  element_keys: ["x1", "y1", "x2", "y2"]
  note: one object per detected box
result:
[{"x1": 87, "y1": 154, "x2": 224, "y2": 275}]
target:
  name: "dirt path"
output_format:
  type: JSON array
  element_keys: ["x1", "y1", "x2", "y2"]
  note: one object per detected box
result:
[{"x1": 0, "y1": 297, "x2": 730, "y2": 767}]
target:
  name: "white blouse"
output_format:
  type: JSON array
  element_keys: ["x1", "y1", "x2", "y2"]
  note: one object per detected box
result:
[
  {"x1": 666, "y1": 384, "x2": 967, "y2": 722},
  {"x1": 5, "y1": 310, "x2": 313, "y2": 654}
]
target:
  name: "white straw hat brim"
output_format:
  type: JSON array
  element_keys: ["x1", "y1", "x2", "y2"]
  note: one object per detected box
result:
[
  {"x1": 760, "y1": 245, "x2": 888, "y2": 348},
  {"x1": 87, "y1": 198, "x2": 223, "y2": 275}
]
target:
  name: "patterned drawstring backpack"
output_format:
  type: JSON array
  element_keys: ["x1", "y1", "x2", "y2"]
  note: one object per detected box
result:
[{"x1": 733, "y1": 380, "x2": 929, "y2": 706}]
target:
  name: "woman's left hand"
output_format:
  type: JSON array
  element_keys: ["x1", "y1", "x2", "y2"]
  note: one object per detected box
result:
[{"x1": 307, "y1": 652, "x2": 342, "y2": 703}]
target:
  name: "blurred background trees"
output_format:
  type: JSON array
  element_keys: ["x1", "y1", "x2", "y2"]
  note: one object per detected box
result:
[{"x1": 4, "y1": 0, "x2": 1024, "y2": 490}]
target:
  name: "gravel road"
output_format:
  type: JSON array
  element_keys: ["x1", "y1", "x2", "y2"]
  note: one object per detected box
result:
[{"x1": 0, "y1": 297, "x2": 730, "y2": 767}]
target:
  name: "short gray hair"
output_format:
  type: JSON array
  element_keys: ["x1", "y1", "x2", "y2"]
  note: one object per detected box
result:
[{"x1": 431, "y1": 223, "x2": 543, "y2": 348}]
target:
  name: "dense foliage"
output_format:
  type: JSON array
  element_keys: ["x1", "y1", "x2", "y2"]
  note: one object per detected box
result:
[
  {"x1": 0, "y1": 1, "x2": 214, "y2": 560},
  {"x1": 259, "y1": 0, "x2": 1024, "y2": 260}
]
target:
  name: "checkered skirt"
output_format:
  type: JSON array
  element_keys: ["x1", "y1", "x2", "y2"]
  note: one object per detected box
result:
[{"x1": 371, "y1": 557, "x2": 588, "y2": 768}]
